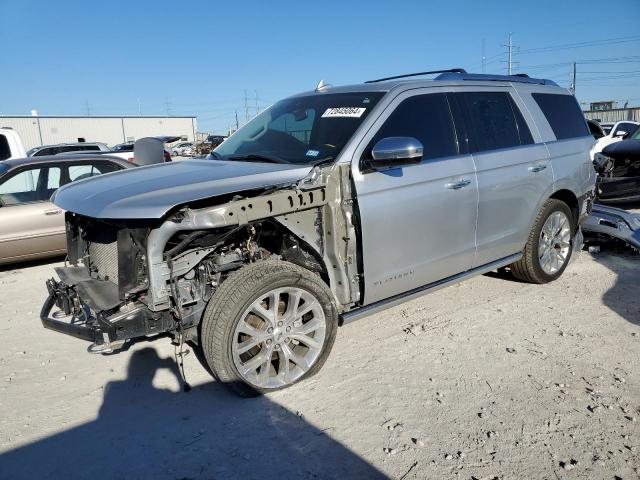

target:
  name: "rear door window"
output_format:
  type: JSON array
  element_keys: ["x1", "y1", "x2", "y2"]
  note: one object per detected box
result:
[
  {"x1": 531, "y1": 93, "x2": 589, "y2": 140},
  {"x1": 454, "y1": 92, "x2": 529, "y2": 153},
  {"x1": 369, "y1": 93, "x2": 458, "y2": 161},
  {"x1": 66, "y1": 162, "x2": 120, "y2": 183}
]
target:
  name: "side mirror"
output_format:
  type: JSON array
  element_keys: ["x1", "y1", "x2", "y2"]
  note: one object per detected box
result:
[
  {"x1": 613, "y1": 130, "x2": 627, "y2": 138},
  {"x1": 369, "y1": 137, "x2": 423, "y2": 169}
]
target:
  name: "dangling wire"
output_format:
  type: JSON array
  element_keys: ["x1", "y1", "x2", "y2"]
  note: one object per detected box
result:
[{"x1": 168, "y1": 257, "x2": 192, "y2": 392}]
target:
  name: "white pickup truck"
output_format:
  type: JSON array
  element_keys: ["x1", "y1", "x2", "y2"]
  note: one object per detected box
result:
[{"x1": 0, "y1": 128, "x2": 27, "y2": 161}]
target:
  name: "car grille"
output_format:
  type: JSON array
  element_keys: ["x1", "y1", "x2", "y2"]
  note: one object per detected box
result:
[{"x1": 86, "y1": 229, "x2": 119, "y2": 285}]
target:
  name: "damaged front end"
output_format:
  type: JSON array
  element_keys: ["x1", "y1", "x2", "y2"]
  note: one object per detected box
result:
[
  {"x1": 41, "y1": 216, "x2": 175, "y2": 353},
  {"x1": 40, "y1": 163, "x2": 359, "y2": 353}
]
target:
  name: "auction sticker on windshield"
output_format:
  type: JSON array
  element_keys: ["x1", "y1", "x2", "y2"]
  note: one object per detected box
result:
[{"x1": 322, "y1": 107, "x2": 366, "y2": 118}]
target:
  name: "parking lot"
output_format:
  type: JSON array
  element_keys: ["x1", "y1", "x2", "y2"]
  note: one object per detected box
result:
[{"x1": 1, "y1": 207, "x2": 638, "y2": 479}]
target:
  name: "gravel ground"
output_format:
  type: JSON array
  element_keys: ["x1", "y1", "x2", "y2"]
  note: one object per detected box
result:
[{"x1": 0, "y1": 218, "x2": 639, "y2": 479}]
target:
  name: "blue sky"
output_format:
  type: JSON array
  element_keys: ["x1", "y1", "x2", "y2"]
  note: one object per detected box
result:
[{"x1": 1, "y1": 0, "x2": 639, "y2": 133}]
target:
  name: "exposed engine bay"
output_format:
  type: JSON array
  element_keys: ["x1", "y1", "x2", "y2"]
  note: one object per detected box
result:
[{"x1": 42, "y1": 164, "x2": 361, "y2": 353}]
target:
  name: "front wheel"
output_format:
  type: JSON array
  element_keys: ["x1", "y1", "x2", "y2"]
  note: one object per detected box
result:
[
  {"x1": 510, "y1": 199, "x2": 575, "y2": 284},
  {"x1": 199, "y1": 260, "x2": 338, "y2": 397}
]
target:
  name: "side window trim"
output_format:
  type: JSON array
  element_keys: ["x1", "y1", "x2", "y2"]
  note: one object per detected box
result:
[
  {"x1": 446, "y1": 92, "x2": 473, "y2": 154},
  {"x1": 506, "y1": 94, "x2": 534, "y2": 146}
]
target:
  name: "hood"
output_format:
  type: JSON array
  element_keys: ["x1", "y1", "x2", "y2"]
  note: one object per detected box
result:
[
  {"x1": 52, "y1": 159, "x2": 312, "y2": 219},
  {"x1": 602, "y1": 139, "x2": 640, "y2": 158}
]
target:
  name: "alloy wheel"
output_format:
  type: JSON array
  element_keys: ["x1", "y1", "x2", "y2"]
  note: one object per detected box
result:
[
  {"x1": 231, "y1": 287, "x2": 326, "y2": 389},
  {"x1": 538, "y1": 211, "x2": 571, "y2": 275}
]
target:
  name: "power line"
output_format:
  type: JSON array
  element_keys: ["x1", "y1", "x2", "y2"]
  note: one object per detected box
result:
[{"x1": 518, "y1": 35, "x2": 640, "y2": 55}]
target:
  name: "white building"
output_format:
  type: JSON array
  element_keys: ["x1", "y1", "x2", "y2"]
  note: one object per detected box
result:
[{"x1": 0, "y1": 115, "x2": 197, "y2": 150}]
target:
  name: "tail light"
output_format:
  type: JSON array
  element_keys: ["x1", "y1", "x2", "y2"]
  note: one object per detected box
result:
[
  {"x1": 163, "y1": 150, "x2": 171, "y2": 161},
  {"x1": 127, "y1": 157, "x2": 135, "y2": 163}
]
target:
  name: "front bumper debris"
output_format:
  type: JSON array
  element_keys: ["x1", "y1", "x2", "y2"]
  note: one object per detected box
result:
[{"x1": 41, "y1": 272, "x2": 173, "y2": 353}]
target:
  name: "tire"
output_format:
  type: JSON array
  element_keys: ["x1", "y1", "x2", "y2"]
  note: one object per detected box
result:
[
  {"x1": 199, "y1": 259, "x2": 338, "y2": 397},
  {"x1": 509, "y1": 199, "x2": 575, "y2": 284}
]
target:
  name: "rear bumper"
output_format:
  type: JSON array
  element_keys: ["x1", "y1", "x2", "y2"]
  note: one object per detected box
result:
[{"x1": 41, "y1": 273, "x2": 174, "y2": 350}]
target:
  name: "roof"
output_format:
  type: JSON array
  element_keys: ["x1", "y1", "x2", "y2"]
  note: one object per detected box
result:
[
  {"x1": 30, "y1": 142, "x2": 107, "y2": 149},
  {"x1": 1, "y1": 115, "x2": 196, "y2": 119},
  {"x1": 290, "y1": 71, "x2": 562, "y2": 98},
  {"x1": 0, "y1": 154, "x2": 132, "y2": 172}
]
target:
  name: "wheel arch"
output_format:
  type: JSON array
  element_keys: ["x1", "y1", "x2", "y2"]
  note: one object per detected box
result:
[{"x1": 549, "y1": 189, "x2": 579, "y2": 229}]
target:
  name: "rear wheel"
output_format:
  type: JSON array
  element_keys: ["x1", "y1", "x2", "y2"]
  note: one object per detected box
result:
[
  {"x1": 199, "y1": 260, "x2": 338, "y2": 397},
  {"x1": 510, "y1": 199, "x2": 575, "y2": 283}
]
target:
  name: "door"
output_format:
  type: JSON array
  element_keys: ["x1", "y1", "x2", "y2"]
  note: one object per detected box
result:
[
  {"x1": 352, "y1": 91, "x2": 478, "y2": 305},
  {"x1": 449, "y1": 90, "x2": 553, "y2": 266},
  {"x1": 0, "y1": 166, "x2": 65, "y2": 263}
]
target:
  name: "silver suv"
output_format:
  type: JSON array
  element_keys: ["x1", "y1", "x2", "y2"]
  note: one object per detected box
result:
[{"x1": 40, "y1": 69, "x2": 596, "y2": 396}]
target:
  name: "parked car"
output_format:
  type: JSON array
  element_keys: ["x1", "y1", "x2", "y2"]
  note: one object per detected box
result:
[
  {"x1": 40, "y1": 69, "x2": 595, "y2": 396},
  {"x1": 196, "y1": 135, "x2": 227, "y2": 156},
  {"x1": 26, "y1": 142, "x2": 110, "y2": 157},
  {"x1": 594, "y1": 126, "x2": 640, "y2": 203},
  {"x1": 0, "y1": 154, "x2": 132, "y2": 265},
  {"x1": 0, "y1": 128, "x2": 28, "y2": 161},
  {"x1": 171, "y1": 142, "x2": 195, "y2": 156},
  {"x1": 590, "y1": 120, "x2": 639, "y2": 159}
]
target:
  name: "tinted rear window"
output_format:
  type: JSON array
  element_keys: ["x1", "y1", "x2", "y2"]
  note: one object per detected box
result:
[{"x1": 532, "y1": 93, "x2": 589, "y2": 140}]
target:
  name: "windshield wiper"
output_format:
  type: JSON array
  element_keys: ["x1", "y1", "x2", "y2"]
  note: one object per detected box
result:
[
  {"x1": 227, "y1": 154, "x2": 286, "y2": 164},
  {"x1": 312, "y1": 156, "x2": 335, "y2": 167}
]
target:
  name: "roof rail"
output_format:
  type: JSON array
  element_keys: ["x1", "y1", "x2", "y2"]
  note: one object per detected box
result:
[
  {"x1": 434, "y1": 71, "x2": 558, "y2": 86},
  {"x1": 365, "y1": 68, "x2": 467, "y2": 83}
]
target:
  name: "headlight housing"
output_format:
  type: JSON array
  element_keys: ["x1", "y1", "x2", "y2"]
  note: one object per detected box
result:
[{"x1": 593, "y1": 152, "x2": 614, "y2": 175}]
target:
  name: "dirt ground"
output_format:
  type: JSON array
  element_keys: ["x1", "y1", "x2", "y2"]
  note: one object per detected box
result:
[{"x1": 1, "y1": 221, "x2": 639, "y2": 479}]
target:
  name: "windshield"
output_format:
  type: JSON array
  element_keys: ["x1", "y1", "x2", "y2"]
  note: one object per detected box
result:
[{"x1": 213, "y1": 92, "x2": 384, "y2": 164}]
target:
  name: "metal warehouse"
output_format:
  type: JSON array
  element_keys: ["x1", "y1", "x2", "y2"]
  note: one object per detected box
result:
[{"x1": 0, "y1": 115, "x2": 197, "y2": 150}]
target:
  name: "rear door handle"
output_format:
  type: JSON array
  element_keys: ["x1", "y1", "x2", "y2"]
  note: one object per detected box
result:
[
  {"x1": 445, "y1": 179, "x2": 472, "y2": 190},
  {"x1": 528, "y1": 164, "x2": 547, "y2": 173},
  {"x1": 44, "y1": 209, "x2": 62, "y2": 216}
]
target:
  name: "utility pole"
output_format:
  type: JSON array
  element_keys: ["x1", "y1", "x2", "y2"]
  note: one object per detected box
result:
[
  {"x1": 137, "y1": 98, "x2": 142, "y2": 115},
  {"x1": 255, "y1": 90, "x2": 259, "y2": 115},
  {"x1": 244, "y1": 90, "x2": 249, "y2": 122},
  {"x1": 570, "y1": 62, "x2": 577, "y2": 94},
  {"x1": 85, "y1": 100, "x2": 91, "y2": 116},
  {"x1": 502, "y1": 33, "x2": 518, "y2": 75},
  {"x1": 235, "y1": 110, "x2": 239, "y2": 130},
  {"x1": 481, "y1": 38, "x2": 486, "y2": 73},
  {"x1": 164, "y1": 96, "x2": 172, "y2": 116}
]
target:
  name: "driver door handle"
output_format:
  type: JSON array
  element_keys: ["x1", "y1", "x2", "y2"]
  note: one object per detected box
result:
[
  {"x1": 44, "y1": 208, "x2": 62, "y2": 216},
  {"x1": 445, "y1": 179, "x2": 472, "y2": 190},
  {"x1": 528, "y1": 164, "x2": 547, "y2": 173}
]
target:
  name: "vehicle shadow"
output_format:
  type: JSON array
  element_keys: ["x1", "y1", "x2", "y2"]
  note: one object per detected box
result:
[
  {"x1": 0, "y1": 255, "x2": 65, "y2": 273},
  {"x1": 0, "y1": 347, "x2": 387, "y2": 480},
  {"x1": 591, "y1": 252, "x2": 640, "y2": 327}
]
